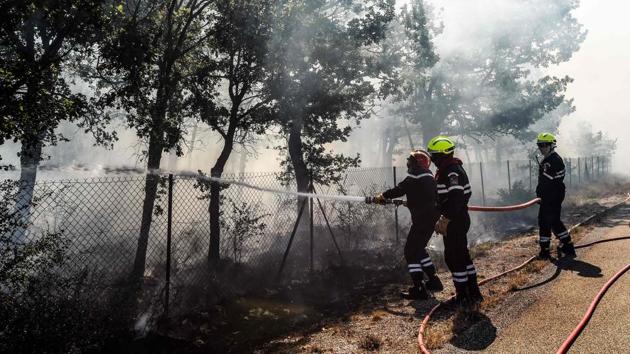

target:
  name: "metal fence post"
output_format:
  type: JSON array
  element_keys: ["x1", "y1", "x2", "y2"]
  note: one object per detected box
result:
[
  {"x1": 278, "y1": 199, "x2": 308, "y2": 278},
  {"x1": 585, "y1": 157, "x2": 589, "y2": 181},
  {"x1": 529, "y1": 159, "x2": 532, "y2": 192},
  {"x1": 507, "y1": 160, "x2": 511, "y2": 193},
  {"x1": 567, "y1": 158, "x2": 573, "y2": 187},
  {"x1": 597, "y1": 156, "x2": 601, "y2": 177},
  {"x1": 164, "y1": 173, "x2": 173, "y2": 318},
  {"x1": 479, "y1": 162, "x2": 486, "y2": 205},
  {"x1": 309, "y1": 176, "x2": 314, "y2": 273},
  {"x1": 393, "y1": 166, "x2": 399, "y2": 244}
]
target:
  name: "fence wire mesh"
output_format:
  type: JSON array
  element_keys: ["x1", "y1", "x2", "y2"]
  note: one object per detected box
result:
[{"x1": 1, "y1": 155, "x2": 611, "y2": 319}]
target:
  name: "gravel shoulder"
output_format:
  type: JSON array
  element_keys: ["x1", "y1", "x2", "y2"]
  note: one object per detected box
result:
[{"x1": 483, "y1": 203, "x2": 630, "y2": 354}]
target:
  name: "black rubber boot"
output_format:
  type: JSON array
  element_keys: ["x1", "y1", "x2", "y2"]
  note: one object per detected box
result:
[
  {"x1": 467, "y1": 276, "x2": 484, "y2": 304},
  {"x1": 444, "y1": 283, "x2": 471, "y2": 310},
  {"x1": 538, "y1": 247, "x2": 551, "y2": 260},
  {"x1": 558, "y1": 242, "x2": 576, "y2": 258},
  {"x1": 425, "y1": 272, "x2": 444, "y2": 292},
  {"x1": 401, "y1": 285, "x2": 429, "y2": 300}
]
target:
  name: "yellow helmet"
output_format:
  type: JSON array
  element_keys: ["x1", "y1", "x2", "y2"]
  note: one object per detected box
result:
[
  {"x1": 536, "y1": 132, "x2": 556, "y2": 144},
  {"x1": 427, "y1": 135, "x2": 455, "y2": 155}
]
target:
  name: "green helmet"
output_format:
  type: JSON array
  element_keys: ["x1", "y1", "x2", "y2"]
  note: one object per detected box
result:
[
  {"x1": 536, "y1": 132, "x2": 556, "y2": 144},
  {"x1": 427, "y1": 135, "x2": 456, "y2": 155}
]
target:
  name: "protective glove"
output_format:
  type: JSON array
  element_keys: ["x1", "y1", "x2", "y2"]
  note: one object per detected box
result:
[
  {"x1": 435, "y1": 216, "x2": 450, "y2": 235},
  {"x1": 373, "y1": 193, "x2": 386, "y2": 205}
]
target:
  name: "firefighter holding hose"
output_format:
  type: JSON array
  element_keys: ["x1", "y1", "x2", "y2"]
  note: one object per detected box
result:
[
  {"x1": 536, "y1": 133, "x2": 576, "y2": 259},
  {"x1": 368, "y1": 150, "x2": 443, "y2": 300},
  {"x1": 427, "y1": 136, "x2": 483, "y2": 307}
]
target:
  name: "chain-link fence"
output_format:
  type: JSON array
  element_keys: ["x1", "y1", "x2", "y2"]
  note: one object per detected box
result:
[{"x1": 0, "y1": 155, "x2": 612, "y2": 330}]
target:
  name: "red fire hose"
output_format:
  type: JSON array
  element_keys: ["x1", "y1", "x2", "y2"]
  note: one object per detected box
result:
[
  {"x1": 556, "y1": 263, "x2": 630, "y2": 354},
  {"x1": 385, "y1": 197, "x2": 542, "y2": 211},
  {"x1": 468, "y1": 198, "x2": 541, "y2": 212},
  {"x1": 417, "y1": 196, "x2": 630, "y2": 354}
]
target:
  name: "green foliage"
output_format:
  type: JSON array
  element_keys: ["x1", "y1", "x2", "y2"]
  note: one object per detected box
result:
[
  {"x1": 397, "y1": 0, "x2": 586, "y2": 144},
  {"x1": 0, "y1": 0, "x2": 116, "y2": 158},
  {"x1": 220, "y1": 200, "x2": 269, "y2": 264},
  {"x1": 94, "y1": 0, "x2": 213, "y2": 160},
  {"x1": 0, "y1": 180, "x2": 120, "y2": 353},
  {"x1": 268, "y1": 0, "x2": 396, "y2": 187},
  {"x1": 187, "y1": 0, "x2": 277, "y2": 173}
]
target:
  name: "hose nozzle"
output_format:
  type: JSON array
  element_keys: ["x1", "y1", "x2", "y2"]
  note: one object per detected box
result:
[{"x1": 365, "y1": 196, "x2": 406, "y2": 206}]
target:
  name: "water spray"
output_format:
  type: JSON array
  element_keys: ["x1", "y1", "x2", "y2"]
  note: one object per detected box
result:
[{"x1": 162, "y1": 170, "x2": 368, "y2": 203}]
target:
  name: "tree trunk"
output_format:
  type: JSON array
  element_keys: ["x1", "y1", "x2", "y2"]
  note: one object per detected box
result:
[
  {"x1": 186, "y1": 123, "x2": 198, "y2": 170},
  {"x1": 421, "y1": 115, "x2": 442, "y2": 148},
  {"x1": 288, "y1": 120, "x2": 309, "y2": 194},
  {"x1": 12, "y1": 138, "x2": 43, "y2": 243},
  {"x1": 380, "y1": 128, "x2": 390, "y2": 168},
  {"x1": 402, "y1": 117, "x2": 415, "y2": 151},
  {"x1": 12, "y1": 72, "x2": 45, "y2": 244},
  {"x1": 131, "y1": 57, "x2": 172, "y2": 283},
  {"x1": 131, "y1": 134, "x2": 163, "y2": 282},
  {"x1": 288, "y1": 119, "x2": 310, "y2": 233},
  {"x1": 208, "y1": 133, "x2": 234, "y2": 266}
]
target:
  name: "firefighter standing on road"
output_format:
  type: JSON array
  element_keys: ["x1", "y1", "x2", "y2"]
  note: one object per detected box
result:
[
  {"x1": 536, "y1": 133, "x2": 576, "y2": 259},
  {"x1": 428, "y1": 136, "x2": 483, "y2": 307},
  {"x1": 370, "y1": 150, "x2": 443, "y2": 300}
]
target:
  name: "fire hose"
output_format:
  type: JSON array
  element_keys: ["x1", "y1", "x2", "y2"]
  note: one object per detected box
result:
[
  {"x1": 417, "y1": 195, "x2": 630, "y2": 354},
  {"x1": 556, "y1": 263, "x2": 630, "y2": 354},
  {"x1": 365, "y1": 196, "x2": 541, "y2": 211}
]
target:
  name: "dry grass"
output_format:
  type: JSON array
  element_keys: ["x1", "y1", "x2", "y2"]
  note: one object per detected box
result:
[
  {"x1": 470, "y1": 241, "x2": 496, "y2": 258},
  {"x1": 370, "y1": 309, "x2": 388, "y2": 322},
  {"x1": 524, "y1": 259, "x2": 547, "y2": 274},
  {"x1": 507, "y1": 272, "x2": 529, "y2": 291},
  {"x1": 358, "y1": 334, "x2": 382, "y2": 351},
  {"x1": 480, "y1": 287, "x2": 506, "y2": 311},
  {"x1": 425, "y1": 321, "x2": 453, "y2": 349}
]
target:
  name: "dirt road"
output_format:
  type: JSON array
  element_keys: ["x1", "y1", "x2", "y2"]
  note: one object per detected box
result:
[{"x1": 483, "y1": 204, "x2": 630, "y2": 354}]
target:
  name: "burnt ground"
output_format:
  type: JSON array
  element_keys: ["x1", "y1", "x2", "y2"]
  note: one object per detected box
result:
[{"x1": 113, "y1": 178, "x2": 630, "y2": 354}]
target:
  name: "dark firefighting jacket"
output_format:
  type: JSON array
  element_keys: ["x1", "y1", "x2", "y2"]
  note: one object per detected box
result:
[
  {"x1": 435, "y1": 157, "x2": 471, "y2": 220},
  {"x1": 382, "y1": 168, "x2": 438, "y2": 224},
  {"x1": 536, "y1": 151, "x2": 566, "y2": 204}
]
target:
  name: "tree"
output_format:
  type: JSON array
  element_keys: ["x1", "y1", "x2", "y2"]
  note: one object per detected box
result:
[
  {"x1": 187, "y1": 0, "x2": 276, "y2": 264},
  {"x1": 0, "y1": 0, "x2": 114, "y2": 242},
  {"x1": 94, "y1": 0, "x2": 213, "y2": 283},
  {"x1": 565, "y1": 121, "x2": 617, "y2": 157},
  {"x1": 267, "y1": 0, "x2": 396, "y2": 197},
  {"x1": 399, "y1": 0, "x2": 586, "y2": 147},
  {"x1": 379, "y1": 0, "x2": 440, "y2": 161}
]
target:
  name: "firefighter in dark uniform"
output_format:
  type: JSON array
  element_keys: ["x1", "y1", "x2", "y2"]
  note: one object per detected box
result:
[
  {"x1": 536, "y1": 133, "x2": 576, "y2": 259},
  {"x1": 427, "y1": 136, "x2": 483, "y2": 306},
  {"x1": 371, "y1": 150, "x2": 443, "y2": 300}
]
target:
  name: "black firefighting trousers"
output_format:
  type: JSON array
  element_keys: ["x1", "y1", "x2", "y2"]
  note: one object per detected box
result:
[
  {"x1": 405, "y1": 212, "x2": 439, "y2": 286},
  {"x1": 443, "y1": 212, "x2": 477, "y2": 294},
  {"x1": 538, "y1": 199, "x2": 571, "y2": 248}
]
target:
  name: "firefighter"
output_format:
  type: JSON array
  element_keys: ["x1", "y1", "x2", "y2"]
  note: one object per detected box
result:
[
  {"x1": 371, "y1": 150, "x2": 443, "y2": 300},
  {"x1": 427, "y1": 136, "x2": 483, "y2": 307},
  {"x1": 536, "y1": 133, "x2": 576, "y2": 259}
]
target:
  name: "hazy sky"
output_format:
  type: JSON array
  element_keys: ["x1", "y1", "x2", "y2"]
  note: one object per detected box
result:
[
  {"x1": 547, "y1": 0, "x2": 630, "y2": 173},
  {"x1": 410, "y1": 0, "x2": 630, "y2": 172}
]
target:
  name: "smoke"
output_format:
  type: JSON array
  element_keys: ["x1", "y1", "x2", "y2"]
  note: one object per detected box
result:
[
  {"x1": 547, "y1": 0, "x2": 630, "y2": 174},
  {"x1": 1, "y1": 0, "x2": 625, "y2": 178}
]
